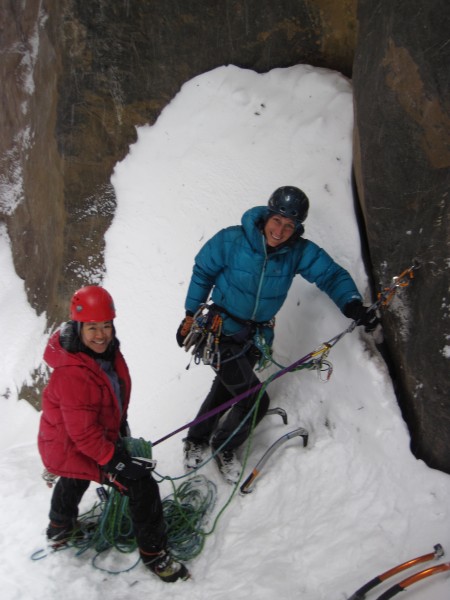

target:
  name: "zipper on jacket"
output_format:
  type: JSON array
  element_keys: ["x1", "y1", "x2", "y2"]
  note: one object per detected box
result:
[{"x1": 251, "y1": 236, "x2": 268, "y2": 321}]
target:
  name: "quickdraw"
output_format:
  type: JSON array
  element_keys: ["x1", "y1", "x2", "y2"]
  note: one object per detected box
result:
[
  {"x1": 203, "y1": 313, "x2": 223, "y2": 369},
  {"x1": 160, "y1": 264, "x2": 419, "y2": 447},
  {"x1": 183, "y1": 304, "x2": 223, "y2": 370},
  {"x1": 374, "y1": 262, "x2": 419, "y2": 309},
  {"x1": 256, "y1": 261, "x2": 420, "y2": 375}
]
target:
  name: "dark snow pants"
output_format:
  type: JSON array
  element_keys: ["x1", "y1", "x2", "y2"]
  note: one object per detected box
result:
[
  {"x1": 49, "y1": 473, "x2": 167, "y2": 553},
  {"x1": 187, "y1": 340, "x2": 270, "y2": 451}
]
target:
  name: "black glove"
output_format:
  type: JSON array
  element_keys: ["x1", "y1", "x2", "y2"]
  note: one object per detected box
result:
[
  {"x1": 343, "y1": 300, "x2": 380, "y2": 332},
  {"x1": 102, "y1": 445, "x2": 156, "y2": 480},
  {"x1": 120, "y1": 420, "x2": 131, "y2": 438},
  {"x1": 176, "y1": 312, "x2": 194, "y2": 347}
]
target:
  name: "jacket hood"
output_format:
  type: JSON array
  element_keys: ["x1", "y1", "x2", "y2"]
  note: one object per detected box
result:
[
  {"x1": 45, "y1": 321, "x2": 119, "y2": 369},
  {"x1": 44, "y1": 328, "x2": 98, "y2": 371},
  {"x1": 241, "y1": 206, "x2": 269, "y2": 253},
  {"x1": 241, "y1": 205, "x2": 304, "y2": 252}
]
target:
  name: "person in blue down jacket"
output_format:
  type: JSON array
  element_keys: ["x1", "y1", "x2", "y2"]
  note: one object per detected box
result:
[{"x1": 176, "y1": 186, "x2": 378, "y2": 484}]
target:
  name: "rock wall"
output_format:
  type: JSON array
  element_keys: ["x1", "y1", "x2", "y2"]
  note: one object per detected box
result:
[
  {"x1": 1, "y1": 0, "x2": 357, "y2": 328},
  {"x1": 0, "y1": 0, "x2": 64, "y2": 317},
  {"x1": 352, "y1": 0, "x2": 450, "y2": 472}
]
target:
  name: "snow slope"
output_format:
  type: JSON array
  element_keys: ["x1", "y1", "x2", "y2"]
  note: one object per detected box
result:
[{"x1": 0, "y1": 64, "x2": 449, "y2": 600}]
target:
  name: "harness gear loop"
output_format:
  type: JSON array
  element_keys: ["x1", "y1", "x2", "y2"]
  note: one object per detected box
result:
[
  {"x1": 185, "y1": 303, "x2": 275, "y2": 371},
  {"x1": 160, "y1": 263, "x2": 419, "y2": 447},
  {"x1": 203, "y1": 313, "x2": 223, "y2": 369},
  {"x1": 183, "y1": 304, "x2": 224, "y2": 370}
]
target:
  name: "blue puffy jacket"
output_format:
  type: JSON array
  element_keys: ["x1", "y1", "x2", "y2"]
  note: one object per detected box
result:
[{"x1": 185, "y1": 206, "x2": 362, "y2": 343}]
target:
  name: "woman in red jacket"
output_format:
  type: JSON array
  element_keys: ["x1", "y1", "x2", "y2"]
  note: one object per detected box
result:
[{"x1": 38, "y1": 285, "x2": 188, "y2": 583}]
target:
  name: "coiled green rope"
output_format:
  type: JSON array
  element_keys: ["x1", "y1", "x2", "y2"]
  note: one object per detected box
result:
[
  {"x1": 74, "y1": 437, "x2": 217, "y2": 565},
  {"x1": 162, "y1": 475, "x2": 217, "y2": 560},
  {"x1": 33, "y1": 385, "x2": 267, "y2": 570}
]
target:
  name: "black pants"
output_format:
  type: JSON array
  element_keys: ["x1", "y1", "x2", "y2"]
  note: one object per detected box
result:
[
  {"x1": 49, "y1": 474, "x2": 167, "y2": 553},
  {"x1": 187, "y1": 340, "x2": 270, "y2": 451}
]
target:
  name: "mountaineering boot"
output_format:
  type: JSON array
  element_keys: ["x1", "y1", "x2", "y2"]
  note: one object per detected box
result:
[
  {"x1": 46, "y1": 520, "x2": 75, "y2": 545},
  {"x1": 213, "y1": 448, "x2": 242, "y2": 485},
  {"x1": 140, "y1": 549, "x2": 190, "y2": 583},
  {"x1": 183, "y1": 438, "x2": 207, "y2": 472},
  {"x1": 46, "y1": 519, "x2": 96, "y2": 547}
]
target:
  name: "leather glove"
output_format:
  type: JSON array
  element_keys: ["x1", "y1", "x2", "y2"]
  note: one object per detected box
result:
[
  {"x1": 102, "y1": 445, "x2": 156, "y2": 480},
  {"x1": 343, "y1": 300, "x2": 380, "y2": 332},
  {"x1": 176, "y1": 313, "x2": 194, "y2": 347}
]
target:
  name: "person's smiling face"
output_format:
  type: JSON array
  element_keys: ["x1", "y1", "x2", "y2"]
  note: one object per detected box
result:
[
  {"x1": 264, "y1": 214, "x2": 296, "y2": 247},
  {"x1": 80, "y1": 321, "x2": 113, "y2": 353}
]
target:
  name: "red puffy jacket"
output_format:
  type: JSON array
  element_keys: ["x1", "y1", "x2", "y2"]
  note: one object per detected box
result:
[{"x1": 38, "y1": 329, "x2": 131, "y2": 482}]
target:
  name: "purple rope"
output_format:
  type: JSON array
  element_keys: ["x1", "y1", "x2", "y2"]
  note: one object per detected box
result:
[
  {"x1": 152, "y1": 348, "x2": 316, "y2": 446},
  {"x1": 153, "y1": 265, "x2": 416, "y2": 447}
]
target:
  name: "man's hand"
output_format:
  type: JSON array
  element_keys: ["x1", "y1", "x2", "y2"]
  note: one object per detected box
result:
[
  {"x1": 343, "y1": 300, "x2": 380, "y2": 332},
  {"x1": 176, "y1": 313, "x2": 194, "y2": 347},
  {"x1": 102, "y1": 445, "x2": 156, "y2": 480}
]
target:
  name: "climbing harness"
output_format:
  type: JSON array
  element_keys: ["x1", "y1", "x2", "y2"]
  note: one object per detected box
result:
[
  {"x1": 155, "y1": 324, "x2": 351, "y2": 448},
  {"x1": 183, "y1": 303, "x2": 276, "y2": 371},
  {"x1": 155, "y1": 262, "x2": 419, "y2": 448},
  {"x1": 348, "y1": 543, "x2": 447, "y2": 599}
]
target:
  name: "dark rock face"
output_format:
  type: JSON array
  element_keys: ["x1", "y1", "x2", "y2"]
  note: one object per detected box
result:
[
  {"x1": 352, "y1": 0, "x2": 450, "y2": 472},
  {"x1": 2, "y1": 0, "x2": 357, "y2": 327},
  {"x1": 2, "y1": 0, "x2": 449, "y2": 474},
  {"x1": 0, "y1": 0, "x2": 357, "y2": 403},
  {"x1": 0, "y1": 0, "x2": 65, "y2": 318},
  {"x1": 55, "y1": 0, "x2": 357, "y2": 319}
]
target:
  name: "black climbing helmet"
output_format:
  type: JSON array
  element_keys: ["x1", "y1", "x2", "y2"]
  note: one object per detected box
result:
[{"x1": 267, "y1": 186, "x2": 309, "y2": 223}]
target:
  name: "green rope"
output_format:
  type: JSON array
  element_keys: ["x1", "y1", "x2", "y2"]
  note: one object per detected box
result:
[
  {"x1": 30, "y1": 331, "x2": 345, "y2": 571},
  {"x1": 76, "y1": 401, "x2": 262, "y2": 569},
  {"x1": 33, "y1": 371, "x2": 294, "y2": 568},
  {"x1": 254, "y1": 333, "x2": 285, "y2": 371},
  {"x1": 202, "y1": 389, "x2": 262, "y2": 535},
  {"x1": 53, "y1": 437, "x2": 216, "y2": 571},
  {"x1": 254, "y1": 332, "x2": 333, "y2": 377},
  {"x1": 162, "y1": 475, "x2": 217, "y2": 560}
]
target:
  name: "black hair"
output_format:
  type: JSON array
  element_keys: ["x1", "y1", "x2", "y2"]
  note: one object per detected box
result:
[{"x1": 59, "y1": 320, "x2": 119, "y2": 361}]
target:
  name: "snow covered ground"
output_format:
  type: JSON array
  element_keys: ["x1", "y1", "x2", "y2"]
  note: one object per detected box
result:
[{"x1": 1, "y1": 64, "x2": 449, "y2": 600}]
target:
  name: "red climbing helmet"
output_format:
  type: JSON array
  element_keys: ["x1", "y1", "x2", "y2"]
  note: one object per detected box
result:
[{"x1": 70, "y1": 286, "x2": 116, "y2": 322}]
